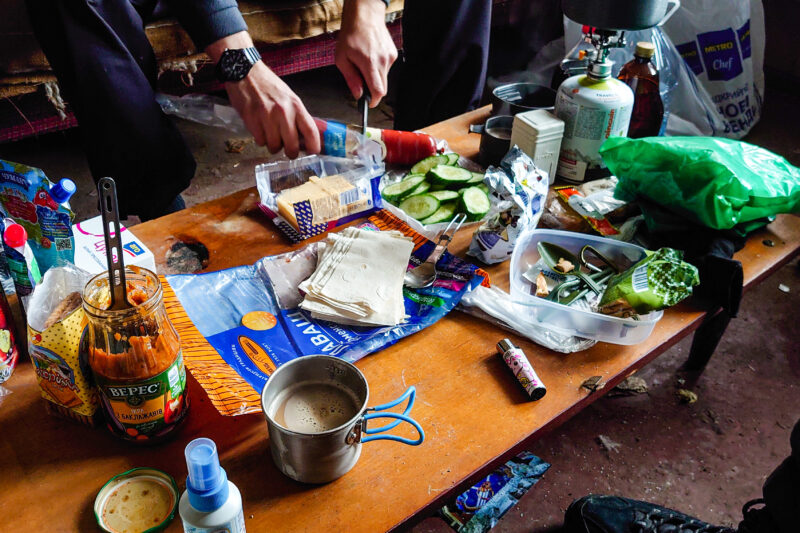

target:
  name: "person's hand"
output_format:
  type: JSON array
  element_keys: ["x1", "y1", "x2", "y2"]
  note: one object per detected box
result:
[
  {"x1": 335, "y1": 0, "x2": 398, "y2": 107},
  {"x1": 206, "y1": 32, "x2": 321, "y2": 158}
]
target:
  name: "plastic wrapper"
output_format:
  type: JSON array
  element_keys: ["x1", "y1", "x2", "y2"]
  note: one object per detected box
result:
[
  {"x1": 438, "y1": 452, "x2": 550, "y2": 533},
  {"x1": 458, "y1": 285, "x2": 596, "y2": 353},
  {"x1": 599, "y1": 248, "x2": 700, "y2": 318},
  {"x1": 467, "y1": 147, "x2": 549, "y2": 264},
  {"x1": 163, "y1": 210, "x2": 487, "y2": 416},
  {"x1": 0, "y1": 159, "x2": 75, "y2": 273},
  {"x1": 601, "y1": 136, "x2": 800, "y2": 234},
  {"x1": 26, "y1": 264, "x2": 99, "y2": 425},
  {"x1": 255, "y1": 152, "x2": 384, "y2": 242}
]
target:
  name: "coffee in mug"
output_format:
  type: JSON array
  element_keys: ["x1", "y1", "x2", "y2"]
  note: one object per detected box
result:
[{"x1": 270, "y1": 381, "x2": 360, "y2": 433}]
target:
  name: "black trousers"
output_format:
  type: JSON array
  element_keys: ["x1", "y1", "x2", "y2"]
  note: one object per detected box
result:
[
  {"x1": 25, "y1": 0, "x2": 195, "y2": 220},
  {"x1": 394, "y1": 0, "x2": 492, "y2": 132}
]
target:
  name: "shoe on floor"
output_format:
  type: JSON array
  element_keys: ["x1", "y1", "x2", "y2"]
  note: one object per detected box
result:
[{"x1": 564, "y1": 495, "x2": 736, "y2": 533}]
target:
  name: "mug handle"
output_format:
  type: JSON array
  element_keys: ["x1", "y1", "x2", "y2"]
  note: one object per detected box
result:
[{"x1": 361, "y1": 386, "x2": 425, "y2": 445}]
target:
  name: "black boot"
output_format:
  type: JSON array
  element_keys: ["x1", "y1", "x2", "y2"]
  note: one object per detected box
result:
[{"x1": 564, "y1": 495, "x2": 736, "y2": 533}]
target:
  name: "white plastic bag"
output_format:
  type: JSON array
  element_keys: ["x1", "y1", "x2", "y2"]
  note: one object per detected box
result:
[{"x1": 662, "y1": 0, "x2": 765, "y2": 138}]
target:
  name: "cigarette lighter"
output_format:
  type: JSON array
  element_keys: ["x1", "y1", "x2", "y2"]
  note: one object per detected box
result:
[{"x1": 497, "y1": 339, "x2": 546, "y2": 400}]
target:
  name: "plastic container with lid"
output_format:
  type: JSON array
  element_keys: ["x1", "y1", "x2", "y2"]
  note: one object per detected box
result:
[
  {"x1": 510, "y1": 109, "x2": 565, "y2": 185},
  {"x1": 509, "y1": 229, "x2": 663, "y2": 345}
]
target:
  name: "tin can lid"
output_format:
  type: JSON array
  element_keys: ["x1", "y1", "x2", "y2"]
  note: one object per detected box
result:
[{"x1": 94, "y1": 467, "x2": 179, "y2": 533}]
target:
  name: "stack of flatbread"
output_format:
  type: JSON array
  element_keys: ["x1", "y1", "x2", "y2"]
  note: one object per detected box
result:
[{"x1": 299, "y1": 227, "x2": 414, "y2": 327}]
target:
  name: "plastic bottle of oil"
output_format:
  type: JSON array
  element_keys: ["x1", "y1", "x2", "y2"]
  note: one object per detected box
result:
[
  {"x1": 554, "y1": 59, "x2": 634, "y2": 183},
  {"x1": 618, "y1": 42, "x2": 664, "y2": 138}
]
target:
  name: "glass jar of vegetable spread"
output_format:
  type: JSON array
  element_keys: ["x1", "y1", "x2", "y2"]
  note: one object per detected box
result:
[{"x1": 82, "y1": 267, "x2": 188, "y2": 443}]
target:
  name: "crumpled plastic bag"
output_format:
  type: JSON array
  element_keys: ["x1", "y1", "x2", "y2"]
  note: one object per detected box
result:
[
  {"x1": 601, "y1": 136, "x2": 800, "y2": 234},
  {"x1": 468, "y1": 147, "x2": 549, "y2": 264}
]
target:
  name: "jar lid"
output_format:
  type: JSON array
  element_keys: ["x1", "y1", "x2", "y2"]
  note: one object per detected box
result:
[
  {"x1": 635, "y1": 41, "x2": 656, "y2": 59},
  {"x1": 94, "y1": 467, "x2": 179, "y2": 533}
]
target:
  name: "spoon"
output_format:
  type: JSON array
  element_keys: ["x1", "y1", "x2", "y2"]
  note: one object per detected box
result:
[
  {"x1": 404, "y1": 214, "x2": 467, "y2": 289},
  {"x1": 98, "y1": 177, "x2": 132, "y2": 310},
  {"x1": 537, "y1": 241, "x2": 603, "y2": 295}
]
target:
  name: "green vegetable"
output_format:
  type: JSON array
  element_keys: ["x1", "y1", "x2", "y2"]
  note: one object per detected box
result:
[
  {"x1": 402, "y1": 173, "x2": 426, "y2": 182},
  {"x1": 428, "y1": 190, "x2": 460, "y2": 202},
  {"x1": 381, "y1": 176, "x2": 426, "y2": 202},
  {"x1": 444, "y1": 153, "x2": 460, "y2": 165},
  {"x1": 420, "y1": 201, "x2": 457, "y2": 224},
  {"x1": 477, "y1": 183, "x2": 490, "y2": 194},
  {"x1": 466, "y1": 171, "x2": 484, "y2": 185},
  {"x1": 410, "y1": 154, "x2": 450, "y2": 175},
  {"x1": 399, "y1": 194, "x2": 441, "y2": 220},
  {"x1": 427, "y1": 164, "x2": 473, "y2": 187},
  {"x1": 410, "y1": 181, "x2": 431, "y2": 196},
  {"x1": 460, "y1": 186, "x2": 491, "y2": 220}
]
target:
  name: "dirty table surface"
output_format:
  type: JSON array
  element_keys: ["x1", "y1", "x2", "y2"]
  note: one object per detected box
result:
[{"x1": 3, "y1": 107, "x2": 800, "y2": 533}]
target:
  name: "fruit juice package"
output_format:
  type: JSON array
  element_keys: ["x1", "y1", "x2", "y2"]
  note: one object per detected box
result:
[
  {"x1": 26, "y1": 264, "x2": 99, "y2": 425},
  {"x1": 0, "y1": 159, "x2": 76, "y2": 273}
]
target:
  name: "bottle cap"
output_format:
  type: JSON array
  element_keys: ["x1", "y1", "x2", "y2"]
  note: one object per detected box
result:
[
  {"x1": 50, "y1": 178, "x2": 77, "y2": 204},
  {"x1": 4, "y1": 223, "x2": 27, "y2": 249},
  {"x1": 185, "y1": 438, "x2": 229, "y2": 512},
  {"x1": 497, "y1": 339, "x2": 516, "y2": 353},
  {"x1": 635, "y1": 41, "x2": 656, "y2": 59}
]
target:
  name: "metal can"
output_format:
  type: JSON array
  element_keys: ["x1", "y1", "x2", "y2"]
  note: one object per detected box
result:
[{"x1": 555, "y1": 60, "x2": 634, "y2": 183}]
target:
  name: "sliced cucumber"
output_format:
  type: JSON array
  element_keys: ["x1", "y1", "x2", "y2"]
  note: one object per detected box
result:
[
  {"x1": 427, "y1": 164, "x2": 473, "y2": 187},
  {"x1": 403, "y1": 173, "x2": 426, "y2": 182},
  {"x1": 466, "y1": 171, "x2": 484, "y2": 185},
  {"x1": 477, "y1": 183, "x2": 490, "y2": 194},
  {"x1": 444, "y1": 153, "x2": 460, "y2": 165},
  {"x1": 429, "y1": 190, "x2": 460, "y2": 202},
  {"x1": 430, "y1": 183, "x2": 447, "y2": 191},
  {"x1": 460, "y1": 186, "x2": 491, "y2": 221},
  {"x1": 420, "y1": 201, "x2": 457, "y2": 225},
  {"x1": 410, "y1": 154, "x2": 449, "y2": 175},
  {"x1": 381, "y1": 176, "x2": 425, "y2": 202},
  {"x1": 399, "y1": 194, "x2": 441, "y2": 220},
  {"x1": 409, "y1": 180, "x2": 431, "y2": 196}
]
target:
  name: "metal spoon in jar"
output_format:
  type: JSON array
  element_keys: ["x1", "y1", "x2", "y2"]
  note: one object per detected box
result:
[
  {"x1": 98, "y1": 177, "x2": 132, "y2": 310},
  {"x1": 404, "y1": 213, "x2": 467, "y2": 289}
]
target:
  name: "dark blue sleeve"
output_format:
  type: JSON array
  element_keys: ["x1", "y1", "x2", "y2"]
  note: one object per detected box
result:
[{"x1": 163, "y1": 0, "x2": 248, "y2": 50}]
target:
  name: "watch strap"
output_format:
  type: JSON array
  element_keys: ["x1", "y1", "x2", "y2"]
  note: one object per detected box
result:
[{"x1": 242, "y1": 46, "x2": 261, "y2": 65}]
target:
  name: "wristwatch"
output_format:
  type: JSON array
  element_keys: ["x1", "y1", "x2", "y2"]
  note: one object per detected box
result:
[{"x1": 215, "y1": 47, "x2": 262, "y2": 82}]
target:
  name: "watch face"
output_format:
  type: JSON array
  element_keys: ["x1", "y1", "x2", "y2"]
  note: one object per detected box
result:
[{"x1": 219, "y1": 50, "x2": 252, "y2": 82}]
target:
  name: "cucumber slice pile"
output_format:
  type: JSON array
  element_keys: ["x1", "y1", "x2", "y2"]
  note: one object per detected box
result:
[
  {"x1": 381, "y1": 153, "x2": 491, "y2": 224},
  {"x1": 399, "y1": 194, "x2": 440, "y2": 220}
]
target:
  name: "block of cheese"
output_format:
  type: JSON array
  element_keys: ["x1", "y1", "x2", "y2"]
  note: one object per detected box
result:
[{"x1": 276, "y1": 175, "x2": 366, "y2": 230}]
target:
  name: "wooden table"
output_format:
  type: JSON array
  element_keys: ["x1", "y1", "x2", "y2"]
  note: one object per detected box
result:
[{"x1": 2, "y1": 108, "x2": 799, "y2": 533}]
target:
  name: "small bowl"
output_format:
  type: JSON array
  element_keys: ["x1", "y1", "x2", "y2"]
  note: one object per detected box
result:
[
  {"x1": 94, "y1": 467, "x2": 179, "y2": 533},
  {"x1": 491, "y1": 83, "x2": 557, "y2": 116}
]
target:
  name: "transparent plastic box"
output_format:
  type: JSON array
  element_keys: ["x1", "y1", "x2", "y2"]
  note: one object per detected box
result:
[{"x1": 509, "y1": 229, "x2": 663, "y2": 345}]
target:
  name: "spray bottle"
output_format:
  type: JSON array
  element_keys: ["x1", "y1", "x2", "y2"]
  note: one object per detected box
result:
[{"x1": 179, "y1": 438, "x2": 246, "y2": 533}]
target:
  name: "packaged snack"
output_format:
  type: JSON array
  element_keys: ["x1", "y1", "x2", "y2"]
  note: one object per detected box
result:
[
  {"x1": 0, "y1": 290, "x2": 18, "y2": 383},
  {"x1": 0, "y1": 159, "x2": 75, "y2": 272},
  {"x1": 27, "y1": 264, "x2": 99, "y2": 425},
  {"x1": 599, "y1": 247, "x2": 700, "y2": 317}
]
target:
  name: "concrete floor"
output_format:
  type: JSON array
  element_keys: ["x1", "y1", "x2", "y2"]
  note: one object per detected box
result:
[{"x1": 1, "y1": 66, "x2": 798, "y2": 532}]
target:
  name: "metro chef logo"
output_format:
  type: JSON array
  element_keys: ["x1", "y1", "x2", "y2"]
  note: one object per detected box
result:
[{"x1": 696, "y1": 28, "x2": 743, "y2": 81}]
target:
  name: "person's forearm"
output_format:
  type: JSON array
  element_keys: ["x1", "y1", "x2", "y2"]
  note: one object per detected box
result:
[{"x1": 205, "y1": 30, "x2": 254, "y2": 63}]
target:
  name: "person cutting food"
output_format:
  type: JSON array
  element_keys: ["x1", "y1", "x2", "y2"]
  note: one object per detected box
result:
[{"x1": 24, "y1": 0, "x2": 491, "y2": 222}]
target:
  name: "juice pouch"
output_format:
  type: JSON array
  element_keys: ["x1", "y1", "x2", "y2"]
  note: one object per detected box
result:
[
  {"x1": 0, "y1": 159, "x2": 75, "y2": 272},
  {"x1": 26, "y1": 265, "x2": 99, "y2": 425}
]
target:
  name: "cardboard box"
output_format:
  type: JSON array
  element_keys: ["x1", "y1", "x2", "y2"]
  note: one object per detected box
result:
[{"x1": 72, "y1": 216, "x2": 156, "y2": 274}]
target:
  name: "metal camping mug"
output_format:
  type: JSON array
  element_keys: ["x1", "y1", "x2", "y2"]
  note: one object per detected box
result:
[{"x1": 260, "y1": 355, "x2": 424, "y2": 484}]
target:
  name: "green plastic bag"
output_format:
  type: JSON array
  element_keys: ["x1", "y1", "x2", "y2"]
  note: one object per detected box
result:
[{"x1": 600, "y1": 137, "x2": 800, "y2": 233}]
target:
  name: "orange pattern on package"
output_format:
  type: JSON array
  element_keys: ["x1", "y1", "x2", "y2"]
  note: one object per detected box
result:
[{"x1": 161, "y1": 277, "x2": 262, "y2": 416}]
